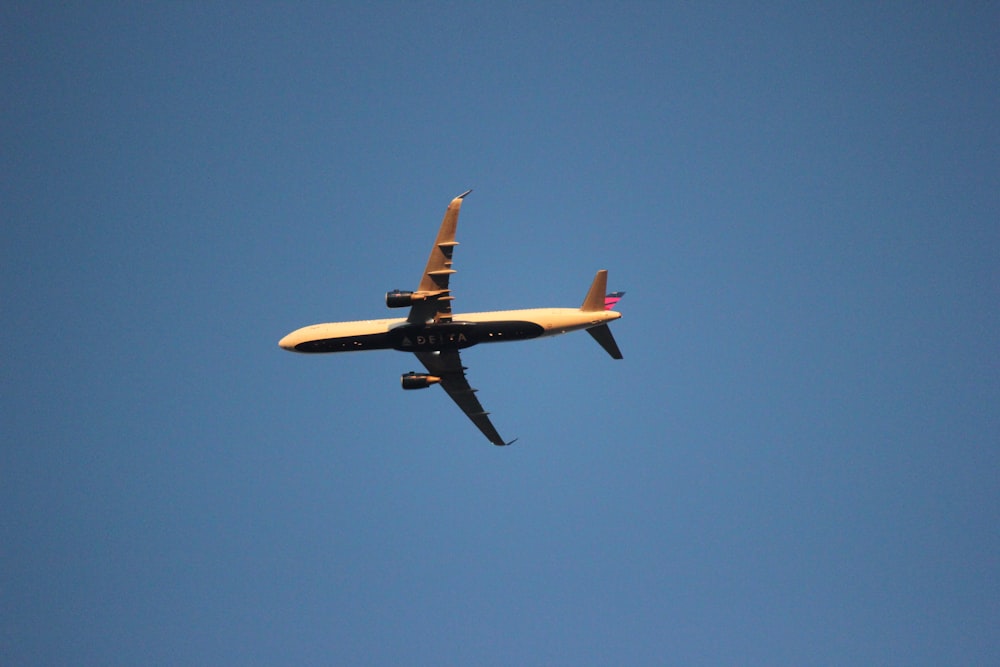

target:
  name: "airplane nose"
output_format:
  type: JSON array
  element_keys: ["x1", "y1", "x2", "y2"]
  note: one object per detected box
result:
[{"x1": 278, "y1": 332, "x2": 297, "y2": 351}]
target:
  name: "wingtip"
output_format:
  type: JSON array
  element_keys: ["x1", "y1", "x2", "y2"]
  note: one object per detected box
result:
[{"x1": 457, "y1": 189, "x2": 473, "y2": 199}]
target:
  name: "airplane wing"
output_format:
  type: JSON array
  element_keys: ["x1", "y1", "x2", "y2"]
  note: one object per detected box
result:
[
  {"x1": 407, "y1": 192, "x2": 513, "y2": 446},
  {"x1": 406, "y1": 190, "x2": 471, "y2": 325},
  {"x1": 414, "y1": 350, "x2": 515, "y2": 447}
]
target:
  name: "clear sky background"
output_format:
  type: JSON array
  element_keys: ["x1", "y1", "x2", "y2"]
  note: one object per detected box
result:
[{"x1": 3, "y1": 3, "x2": 998, "y2": 665}]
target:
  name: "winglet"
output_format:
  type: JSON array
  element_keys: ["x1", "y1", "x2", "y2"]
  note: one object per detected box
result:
[{"x1": 581, "y1": 270, "x2": 609, "y2": 311}]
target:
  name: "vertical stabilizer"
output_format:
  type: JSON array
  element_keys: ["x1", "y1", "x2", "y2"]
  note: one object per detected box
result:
[
  {"x1": 604, "y1": 291, "x2": 625, "y2": 310},
  {"x1": 581, "y1": 270, "x2": 609, "y2": 311}
]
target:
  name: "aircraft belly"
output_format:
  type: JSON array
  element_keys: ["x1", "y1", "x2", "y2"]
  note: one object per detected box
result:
[
  {"x1": 389, "y1": 321, "x2": 543, "y2": 351},
  {"x1": 458, "y1": 308, "x2": 614, "y2": 336},
  {"x1": 473, "y1": 320, "x2": 545, "y2": 345},
  {"x1": 292, "y1": 332, "x2": 393, "y2": 353}
]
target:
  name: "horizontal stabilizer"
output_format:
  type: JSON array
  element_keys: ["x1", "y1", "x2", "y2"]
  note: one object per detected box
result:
[
  {"x1": 581, "y1": 270, "x2": 610, "y2": 311},
  {"x1": 587, "y1": 324, "x2": 623, "y2": 359}
]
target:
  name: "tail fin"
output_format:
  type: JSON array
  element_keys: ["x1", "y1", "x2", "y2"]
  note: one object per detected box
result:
[
  {"x1": 604, "y1": 291, "x2": 625, "y2": 311},
  {"x1": 580, "y1": 270, "x2": 624, "y2": 359}
]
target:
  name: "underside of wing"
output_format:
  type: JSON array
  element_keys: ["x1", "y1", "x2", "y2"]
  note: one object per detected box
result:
[
  {"x1": 414, "y1": 349, "x2": 514, "y2": 447},
  {"x1": 407, "y1": 190, "x2": 471, "y2": 325}
]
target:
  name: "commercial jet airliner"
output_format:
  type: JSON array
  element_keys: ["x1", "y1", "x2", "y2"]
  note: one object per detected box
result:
[{"x1": 279, "y1": 191, "x2": 624, "y2": 446}]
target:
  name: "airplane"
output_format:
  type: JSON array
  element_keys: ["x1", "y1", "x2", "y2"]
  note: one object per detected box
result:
[{"x1": 278, "y1": 191, "x2": 625, "y2": 446}]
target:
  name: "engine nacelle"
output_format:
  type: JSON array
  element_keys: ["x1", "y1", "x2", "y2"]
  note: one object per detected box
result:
[
  {"x1": 386, "y1": 290, "x2": 414, "y2": 308},
  {"x1": 401, "y1": 372, "x2": 441, "y2": 390}
]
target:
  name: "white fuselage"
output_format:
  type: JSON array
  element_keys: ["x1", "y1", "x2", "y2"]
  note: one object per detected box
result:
[{"x1": 279, "y1": 307, "x2": 621, "y2": 354}]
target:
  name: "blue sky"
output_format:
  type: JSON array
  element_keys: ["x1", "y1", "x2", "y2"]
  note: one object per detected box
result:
[{"x1": 3, "y1": 3, "x2": 998, "y2": 664}]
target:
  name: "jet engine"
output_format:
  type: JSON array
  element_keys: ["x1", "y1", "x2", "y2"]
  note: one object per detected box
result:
[
  {"x1": 386, "y1": 290, "x2": 414, "y2": 308},
  {"x1": 401, "y1": 372, "x2": 441, "y2": 390}
]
